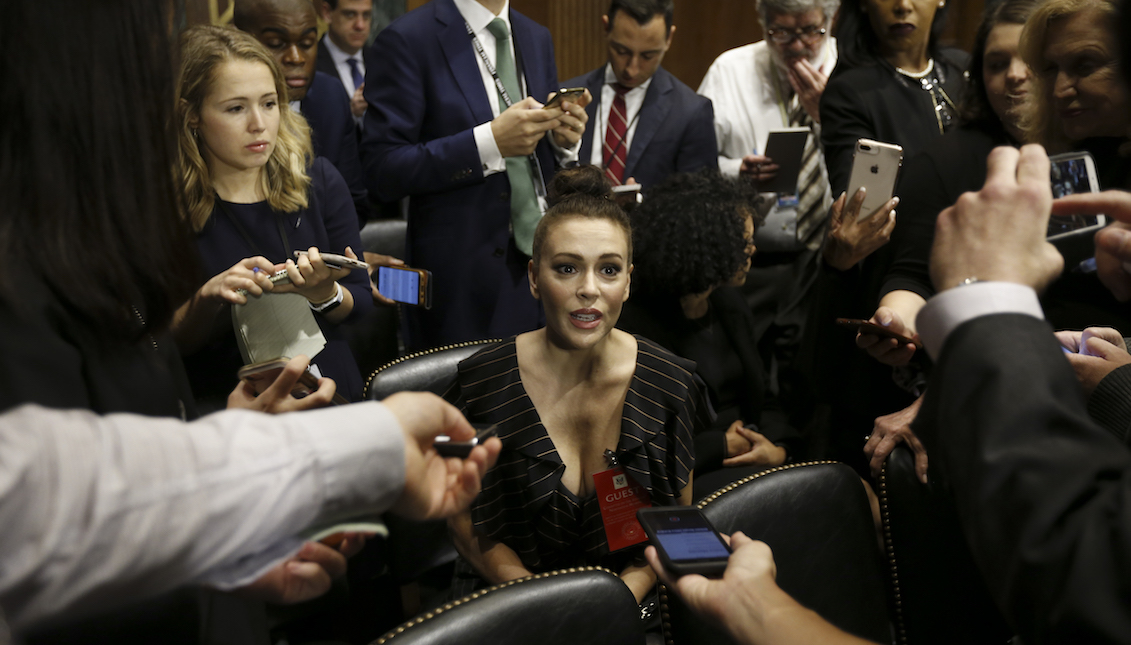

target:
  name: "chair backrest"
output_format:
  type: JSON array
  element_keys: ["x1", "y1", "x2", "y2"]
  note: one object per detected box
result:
[
  {"x1": 662, "y1": 461, "x2": 891, "y2": 645},
  {"x1": 879, "y1": 445, "x2": 1012, "y2": 645},
  {"x1": 361, "y1": 218, "x2": 408, "y2": 259},
  {"x1": 365, "y1": 340, "x2": 499, "y2": 401},
  {"x1": 370, "y1": 568, "x2": 645, "y2": 645}
]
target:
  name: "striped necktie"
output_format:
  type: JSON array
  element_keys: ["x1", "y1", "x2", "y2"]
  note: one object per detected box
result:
[
  {"x1": 789, "y1": 100, "x2": 829, "y2": 249},
  {"x1": 602, "y1": 84, "x2": 630, "y2": 185},
  {"x1": 486, "y1": 18, "x2": 542, "y2": 257}
]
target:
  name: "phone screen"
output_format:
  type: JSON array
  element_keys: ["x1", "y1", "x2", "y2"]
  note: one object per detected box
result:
[
  {"x1": 378, "y1": 266, "x2": 421, "y2": 305},
  {"x1": 649, "y1": 512, "x2": 730, "y2": 562},
  {"x1": 1049, "y1": 154, "x2": 1100, "y2": 237}
]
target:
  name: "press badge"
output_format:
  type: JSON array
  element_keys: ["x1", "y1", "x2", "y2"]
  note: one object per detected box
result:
[{"x1": 593, "y1": 449, "x2": 652, "y2": 552}]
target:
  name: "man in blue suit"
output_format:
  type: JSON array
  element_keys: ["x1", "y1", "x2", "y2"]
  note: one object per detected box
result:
[
  {"x1": 235, "y1": 0, "x2": 371, "y2": 225},
  {"x1": 316, "y1": 0, "x2": 376, "y2": 129},
  {"x1": 361, "y1": 0, "x2": 588, "y2": 350},
  {"x1": 562, "y1": 0, "x2": 716, "y2": 192}
]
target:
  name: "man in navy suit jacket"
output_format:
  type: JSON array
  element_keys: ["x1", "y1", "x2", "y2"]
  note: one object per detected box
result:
[
  {"x1": 361, "y1": 0, "x2": 588, "y2": 350},
  {"x1": 562, "y1": 0, "x2": 716, "y2": 192},
  {"x1": 316, "y1": 0, "x2": 376, "y2": 126},
  {"x1": 235, "y1": 0, "x2": 370, "y2": 225}
]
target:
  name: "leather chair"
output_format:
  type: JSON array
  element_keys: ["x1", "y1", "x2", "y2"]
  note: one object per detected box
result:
[
  {"x1": 344, "y1": 218, "x2": 409, "y2": 380},
  {"x1": 878, "y1": 445, "x2": 1012, "y2": 645},
  {"x1": 662, "y1": 461, "x2": 891, "y2": 645},
  {"x1": 365, "y1": 339, "x2": 498, "y2": 402},
  {"x1": 370, "y1": 567, "x2": 645, "y2": 645},
  {"x1": 365, "y1": 340, "x2": 499, "y2": 618}
]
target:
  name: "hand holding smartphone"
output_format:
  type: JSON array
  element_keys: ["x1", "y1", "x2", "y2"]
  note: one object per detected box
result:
[
  {"x1": 378, "y1": 265, "x2": 433, "y2": 309},
  {"x1": 637, "y1": 506, "x2": 731, "y2": 577},
  {"x1": 543, "y1": 87, "x2": 586, "y2": 110},
  {"x1": 835, "y1": 317, "x2": 922, "y2": 349},
  {"x1": 433, "y1": 424, "x2": 498, "y2": 458}
]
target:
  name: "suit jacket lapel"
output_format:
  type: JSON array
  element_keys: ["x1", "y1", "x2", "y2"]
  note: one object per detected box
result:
[
  {"x1": 624, "y1": 68, "x2": 672, "y2": 179},
  {"x1": 578, "y1": 67, "x2": 604, "y2": 164},
  {"x1": 436, "y1": 0, "x2": 494, "y2": 125}
]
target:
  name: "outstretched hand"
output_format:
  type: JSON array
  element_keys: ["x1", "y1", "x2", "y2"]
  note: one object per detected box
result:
[
  {"x1": 1053, "y1": 191, "x2": 1131, "y2": 301},
  {"x1": 1056, "y1": 327, "x2": 1131, "y2": 396},
  {"x1": 931, "y1": 145, "x2": 1063, "y2": 293},
  {"x1": 226, "y1": 355, "x2": 337, "y2": 414},
  {"x1": 856, "y1": 307, "x2": 919, "y2": 367},
  {"x1": 382, "y1": 392, "x2": 502, "y2": 521}
]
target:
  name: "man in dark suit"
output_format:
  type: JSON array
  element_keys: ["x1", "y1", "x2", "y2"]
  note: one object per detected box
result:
[
  {"x1": 913, "y1": 143, "x2": 1131, "y2": 642},
  {"x1": 361, "y1": 0, "x2": 589, "y2": 350},
  {"x1": 317, "y1": 0, "x2": 376, "y2": 128},
  {"x1": 234, "y1": 0, "x2": 370, "y2": 225},
  {"x1": 561, "y1": 0, "x2": 716, "y2": 191}
]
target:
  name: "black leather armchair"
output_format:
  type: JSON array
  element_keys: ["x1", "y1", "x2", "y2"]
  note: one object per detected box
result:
[
  {"x1": 365, "y1": 339, "x2": 498, "y2": 402},
  {"x1": 878, "y1": 446, "x2": 1012, "y2": 645},
  {"x1": 370, "y1": 567, "x2": 645, "y2": 645},
  {"x1": 662, "y1": 461, "x2": 891, "y2": 645}
]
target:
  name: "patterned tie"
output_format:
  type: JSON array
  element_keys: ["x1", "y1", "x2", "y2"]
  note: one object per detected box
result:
[
  {"x1": 485, "y1": 18, "x2": 542, "y2": 256},
  {"x1": 346, "y1": 57, "x2": 364, "y2": 90},
  {"x1": 789, "y1": 100, "x2": 829, "y2": 249},
  {"x1": 602, "y1": 84, "x2": 630, "y2": 185}
]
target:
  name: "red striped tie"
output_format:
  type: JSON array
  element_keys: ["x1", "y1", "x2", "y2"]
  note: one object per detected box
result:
[{"x1": 602, "y1": 84, "x2": 630, "y2": 185}]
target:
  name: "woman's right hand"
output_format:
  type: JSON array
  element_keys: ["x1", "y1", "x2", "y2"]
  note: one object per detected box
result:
[
  {"x1": 200, "y1": 257, "x2": 277, "y2": 305},
  {"x1": 856, "y1": 306, "x2": 919, "y2": 367},
  {"x1": 822, "y1": 189, "x2": 898, "y2": 271}
]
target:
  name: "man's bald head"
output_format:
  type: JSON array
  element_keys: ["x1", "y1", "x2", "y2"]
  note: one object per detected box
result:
[{"x1": 233, "y1": 0, "x2": 319, "y2": 100}]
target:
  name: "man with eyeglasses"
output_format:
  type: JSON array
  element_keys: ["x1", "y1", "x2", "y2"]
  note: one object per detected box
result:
[{"x1": 698, "y1": 0, "x2": 839, "y2": 411}]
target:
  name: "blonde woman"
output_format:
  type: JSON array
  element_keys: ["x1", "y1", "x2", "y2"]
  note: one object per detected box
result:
[{"x1": 173, "y1": 25, "x2": 370, "y2": 406}]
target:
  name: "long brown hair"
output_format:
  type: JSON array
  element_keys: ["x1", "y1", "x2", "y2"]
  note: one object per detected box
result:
[{"x1": 176, "y1": 25, "x2": 313, "y2": 231}]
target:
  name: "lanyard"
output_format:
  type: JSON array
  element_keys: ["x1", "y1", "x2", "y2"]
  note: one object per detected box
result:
[
  {"x1": 215, "y1": 200, "x2": 292, "y2": 262},
  {"x1": 464, "y1": 19, "x2": 548, "y2": 200}
]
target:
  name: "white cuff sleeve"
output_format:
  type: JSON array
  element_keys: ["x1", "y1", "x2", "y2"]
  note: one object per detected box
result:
[
  {"x1": 550, "y1": 131, "x2": 581, "y2": 165},
  {"x1": 474, "y1": 123, "x2": 506, "y2": 176},
  {"x1": 916, "y1": 282, "x2": 1045, "y2": 361},
  {"x1": 718, "y1": 156, "x2": 743, "y2": 178}
]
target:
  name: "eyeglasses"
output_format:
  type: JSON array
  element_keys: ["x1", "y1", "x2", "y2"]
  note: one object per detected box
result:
[{"x1": 765, "y1": 26, "x2": 827, "y2": 45}]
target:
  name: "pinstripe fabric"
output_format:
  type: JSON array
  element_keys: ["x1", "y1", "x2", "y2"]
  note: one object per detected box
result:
[{"x1": 445, "y1": 336, "x2": 707, "y2": 572}]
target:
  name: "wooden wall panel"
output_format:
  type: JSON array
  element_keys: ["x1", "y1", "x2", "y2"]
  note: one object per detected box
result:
[{"x1": 188, "y1": 0, "x2": 988, "y2": 91}]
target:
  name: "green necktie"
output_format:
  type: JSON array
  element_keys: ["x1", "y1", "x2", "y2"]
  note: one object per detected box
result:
[{"x1": 485, "y1": 17, "x2": 541, "y2": 257}]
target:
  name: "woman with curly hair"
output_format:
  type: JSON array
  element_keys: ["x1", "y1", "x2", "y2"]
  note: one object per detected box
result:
[
  {"x1": 172, "y1": 26, "x2": 370, "y2": 407},
  {"x1": 618, "y1": 169, "x2": 802, "y2": 497}
]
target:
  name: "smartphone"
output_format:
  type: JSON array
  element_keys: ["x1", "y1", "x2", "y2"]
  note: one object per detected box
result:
[
  {"x1": 1048, "y1": 152, "x2": 1104, "y2": 239},
  {"x1": 433, "y1": 424, "x2": 498, "y2": 458},
  {"x1": 637, "y1": 506, "x2": 731, "y2": 577},
  {"x1": 543, "y1": 87, "x2": 586, "y2": 110},
  {"x1": 236, "y1": 359, "x2": 349, "y2": 405},
  {"x1": 835, "y1": 317, "x2": 922, "y2": 349},
  {"x1": 293, "y1": 250, "x2": 369, "y2": 271},
  {"x1": 846, "y1": 138, "x2": 904, "y2": 221},
  {"x1": 760, "y1": 127, "x2": 811, "y2": 194},
  {"x1": 378, "y1": 265, "x2": 433, "y2": 309}
]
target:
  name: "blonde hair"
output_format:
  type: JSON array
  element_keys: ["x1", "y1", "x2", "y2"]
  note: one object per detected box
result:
[
  {"x1": 1018, "y1": 0, "x2": 1120, "y2": 152},
  {"x1": 176, "y1": 25, "x2": 312, "y2": 231}
]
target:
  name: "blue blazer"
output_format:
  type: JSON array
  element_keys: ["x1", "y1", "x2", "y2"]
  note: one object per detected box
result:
[
  {"x1": 361, "y1": 0, "x2": 557, "y2": 349},
  {"x1": 301, "y1": 70, "x2": 370, "y2": 224},
  {"x1": 564, "y1": 65, "x2": 718, "y2": 191}
]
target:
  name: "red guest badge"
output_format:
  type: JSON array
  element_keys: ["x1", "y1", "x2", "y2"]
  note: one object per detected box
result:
[{"x1": 593, "y1": 451, "x2": 652, "y2": 552}]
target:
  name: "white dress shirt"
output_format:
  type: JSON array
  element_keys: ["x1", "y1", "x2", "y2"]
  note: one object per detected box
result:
[
  {"x1": 587, "y1": 64, "x2": 652, "y2": 168},
  {"x1": 0, "y1": 402, "x2": 405, "y2": 634},
  {"x1": 916, "y1": 282, "x2": 1045, "y2": 360}
]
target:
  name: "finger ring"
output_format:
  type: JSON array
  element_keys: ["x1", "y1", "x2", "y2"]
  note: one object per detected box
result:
[{"x1": 864, "y1": 434, "x2": 872, "y2": 441}]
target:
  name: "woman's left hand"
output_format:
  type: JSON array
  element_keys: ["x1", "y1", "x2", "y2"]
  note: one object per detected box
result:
[
  {"x1": 822, "y1": 189, "x2": 899, "y2": 271},
  {"x1": 722, "y1": 426, "x2": 786, "y2": 468},
  {"x1": 272, "y1": 246, "x2": 357, "y2": 303}
]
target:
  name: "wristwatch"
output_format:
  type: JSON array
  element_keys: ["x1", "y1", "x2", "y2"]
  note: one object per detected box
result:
[{"x1": 309, "y1": 282, "x2": 344, "y2": 314}]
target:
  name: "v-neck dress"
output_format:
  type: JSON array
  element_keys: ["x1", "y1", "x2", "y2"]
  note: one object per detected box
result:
[{"x1": 445, "y1": 335, "x2": 708, "y2": 573}]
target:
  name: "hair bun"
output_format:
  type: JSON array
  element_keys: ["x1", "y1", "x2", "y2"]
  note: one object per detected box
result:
[{"x1": 546, "y1": 165, "x2": 614, "y2": 206}]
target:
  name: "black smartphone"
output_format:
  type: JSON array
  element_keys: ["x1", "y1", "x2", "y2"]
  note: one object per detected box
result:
[
  {"x1": 637, "y1": 506, "x2": 731, "y2": 577},
  {"x1": 433, "y1": 424, "x2": 498, "y2": 458},
  {"x1": 543, "y1": 87, "x2": 586, "y2": 110},
  {"x1": 835, "y1": 317, "x2": 922, "y2": 349},
  {"x1": 378, "y1": 265, "x2": 433, "y2": 309}
]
